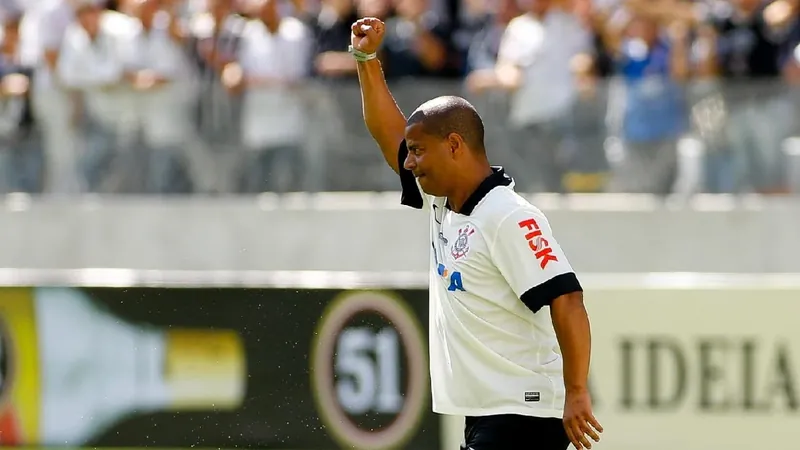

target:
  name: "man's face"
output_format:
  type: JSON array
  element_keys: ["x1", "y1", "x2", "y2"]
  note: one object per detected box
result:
[
  {"x1": 733, "y1": 0, "x2": 760, "y2": 13},
  {"x1": 77, "y1": 6, "x2": 102, "y2": 35},
  {"x1": 626, "y1": 16, "x2": 658, "y2": 44},
  {"x1": 258, "y1": 0, "x2": 279, "y2": 26},
  {"x1": 209, "y1": 0, "x2": 232, "y2": 19},
  {"x1": 357, "y1": 0, "x2": 390, "y2": 19},
  {"x1": 527, "y1": 0, "x2": 552, "y2": 16},
  {"x1": 394, "y1": 0, "x2": 428, "y2": 19},
  {"x1": 134, "y1": 0, "x2": 160, "y2": 21},
  {"x1": 403, "y1": 122, "x2": 455, "y2": 197},
  {"x1": 2, "y1": 22, "x2": 19, "y2": 48}
]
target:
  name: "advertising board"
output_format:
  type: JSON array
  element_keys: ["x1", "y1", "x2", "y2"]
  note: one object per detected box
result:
[
  {"x1": 1, "y1": 271, "x2": 797, "y2": 450},
  {"x1": 0, "y1": 287, "x2": 438, "y2": 450},
  {"x1": 579, "y1": 287, "x2": 800, "y2": 450}
]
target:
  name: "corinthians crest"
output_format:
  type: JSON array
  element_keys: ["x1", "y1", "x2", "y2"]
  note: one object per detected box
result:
[{"x1": 451, "y1": 225, "x2": 475, "y2": 260}]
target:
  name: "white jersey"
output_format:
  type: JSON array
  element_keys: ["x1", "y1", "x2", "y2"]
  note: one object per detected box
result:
[{"x1": 398, "y1": 142, "x2": 582, "y2": 418}]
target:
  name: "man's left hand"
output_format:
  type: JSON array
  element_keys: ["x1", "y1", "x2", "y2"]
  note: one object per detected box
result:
[{"x1": 563, "y1": 388, "x2": 603, "y2": 449}]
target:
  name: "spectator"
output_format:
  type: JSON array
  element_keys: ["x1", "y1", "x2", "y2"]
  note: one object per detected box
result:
[
  {"x1": 604, "y1": 13, "x2": 690, "y2": 194},
  {"x1": 19, "y1": 0, "x2": 80, "y2": 193},
  {"x1": 188, "y1": 0, "x2": 245, "y2": 147},
  {"x1": 690, "y1": 20, "x2": 734, "y2": 193},
  {"x1": 451, "y1": 0, "x2": 490, "y2": 77},
  {"x1": 380, "y1": 0, "x2": 449, "y2": 78},
  {"x1": 355, "y1": 0, "x2": 391, "y2": 19},
  {"x1": 780, "y1": 0, "x2": 800, "y2": 84},
  {"x1": 57, "y1": 1, "x2": 138, "y2": 192},
  {"x1": 0, "y1": 14, "x2": 40, "y2": 193},
  {"x1": 311, "y1": 0, "x2": 357, "y2": 78},
  {"x1": 471, "y1": 0, "x2": 591, "y2": 192},
  {"x1": 708, "y1": 0, "x2": 795, "y2": 193},
  {"x1": 563, "y1": 0, "x2": 612, "y2": 192},
  {"x1": 460, "y1": 0, "x2": 520, "y2": 75},
  {"x1": 223, "y1": 0, "x2": 311, "y2": 193},
  {"x1": 127, "y1": 0, "x2": 198, "y2": 193}
]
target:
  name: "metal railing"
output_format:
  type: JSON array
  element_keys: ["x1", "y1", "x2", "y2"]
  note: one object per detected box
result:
[{"x1": 2, "y1": 77, "x2": 799, "y2": 195}]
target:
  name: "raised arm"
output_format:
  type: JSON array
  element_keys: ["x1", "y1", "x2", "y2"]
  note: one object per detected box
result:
[{"x1": 351, "y1": 18, "x2": 407, "y2": 174}]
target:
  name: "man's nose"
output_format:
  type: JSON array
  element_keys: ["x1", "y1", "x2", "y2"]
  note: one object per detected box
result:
[{"x1": 403, "y1": 152, "x2": 417, "y2": 171}]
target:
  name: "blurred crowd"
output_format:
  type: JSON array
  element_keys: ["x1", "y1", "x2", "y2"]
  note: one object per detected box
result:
[{"x1": 0, "y1": 0, "x2": 799, "y2": 195}]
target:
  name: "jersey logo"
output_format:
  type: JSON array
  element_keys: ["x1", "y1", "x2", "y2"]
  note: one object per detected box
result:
[
  {"x1": 518, "y1": 218, "x2": 558, "y2": 269},
  {"x1": 524, "y1": 391, "x2": 541, "y2": 402},
  {"x1": 450, "y1": 226, "x2": 475, "y2": 260},
  {"x1": 437, "y1": 264, "x2": 465, "y2": 292}
]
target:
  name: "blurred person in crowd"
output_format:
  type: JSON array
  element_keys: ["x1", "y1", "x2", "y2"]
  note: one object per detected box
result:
[
  {"x1": 18, "y1": 0, "x2": 80, "y2": 193},
  {"x1": 603, "y1": 11, "x2": 690, "y2": 194},
  {"x1": 560, "y1": 0, "x2": 612, "y2": 192},
  {"x1": 780, "y1": 0, "x2": 800, "y2": 191},
  {"x1": 451, "y1": 0, "x2": 494, "y2": 75},
  {"x1": 57, "y1": 0, "x2": 138, "y2": 192},
  {"x1": 460, "y1": 0, "x2": 520, "y2": 75},
  {"x1": 706, "y1": 0, "x2": 795, "y2": 193},
  {"x1": 222, "y1": 0, "x2": 311, "y2": 192},
  {"x1": 311, "y1": 0, "x2": 358, "y2": 78},
  {"x1": 466, "y1": 0, "x2": 591, "y2": 192},
  {"x1": 356, "y1": 0, "x2": 391, "y2": 18},
  {"x1": 575, "y1": 0, "x2": 614, "y2": 78},
  {"x1": 188, "y1": 0, "x2": 245, "y2": 149},
  {"x1": 126, "y1": 0, "x2": 199, "y2": 193},
  {"x1": 457, "y1": 0, "x2": 519, "y2": 179},
  {"x1": 781, "y1": 0, "x2": 800, "y2": 97},
  {"x1": 689, "y1": 20, "x2": 735, "y2": 193},
  {"x1": 380, "y1": 0, "x2": 449, "y2": 78},
  {"x1": 0, "y1": 13, "x2": 40, "y2": 193},
  {"x1": 779, "y1": 0, "x2": 800, "y2": 79}
]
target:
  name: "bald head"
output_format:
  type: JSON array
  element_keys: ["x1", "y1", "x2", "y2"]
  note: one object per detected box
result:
[{"x1": 407, "y1": 96, "x2": 486, "y2": 154}]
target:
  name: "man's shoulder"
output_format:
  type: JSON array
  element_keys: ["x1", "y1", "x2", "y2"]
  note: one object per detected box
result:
[
  {"x1": 474, "y1": 187, "x2": 545, "y2": 229},
  {"x1": 100, "y1": 10, "x2": 140, "y2": 38},
  {"x1": 280, "y1": 15, "x2": 311, "y2": 38},
  {"x1": 504, "y1": 13, "x2": 539, "y2": 36},
  {"x1": 506, "y1": 13, "x2": 534, "y2": 27}
]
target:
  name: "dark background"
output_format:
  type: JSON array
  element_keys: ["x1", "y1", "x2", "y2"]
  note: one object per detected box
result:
[{"x1": 72, "y1": 287, "x2": 439, "y2": 449}]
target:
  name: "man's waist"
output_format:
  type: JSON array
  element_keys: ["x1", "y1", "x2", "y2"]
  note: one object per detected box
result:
[{"x1": 432, "y1": 400, "x2": 564, "y2": 418}]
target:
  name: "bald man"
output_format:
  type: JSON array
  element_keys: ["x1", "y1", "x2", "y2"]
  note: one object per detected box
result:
[{"x1": 349, "y1": 17, "x2": 604, "y2": 450}]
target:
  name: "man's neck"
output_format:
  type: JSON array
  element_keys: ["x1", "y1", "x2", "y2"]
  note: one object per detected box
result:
[
  {"x1": 447, "y1": 164, "x2": 494, "y2": 214},
  {"x1": 141, "y1": 17, "x2": 154, "y2": 31},
  {"x1": 530, "y1": 7, "x2": 551, "y2": 21},
  {"x1": 264, "y1": 18, "x2": 280, "y2": 34}
]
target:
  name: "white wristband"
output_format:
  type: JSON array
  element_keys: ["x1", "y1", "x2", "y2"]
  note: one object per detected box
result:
[{"x1": 348, "y1": 45, "x2": 377, "y2": 62}]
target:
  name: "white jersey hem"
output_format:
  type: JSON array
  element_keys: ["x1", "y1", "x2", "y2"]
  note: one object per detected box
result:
[{"x1": 433, "y1": 406, "x2": 563, "y2": 419}]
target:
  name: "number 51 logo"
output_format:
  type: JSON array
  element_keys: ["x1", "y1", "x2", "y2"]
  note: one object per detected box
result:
[{"x1": 310, "y1": 291, "x2": 429, "y2": 450}]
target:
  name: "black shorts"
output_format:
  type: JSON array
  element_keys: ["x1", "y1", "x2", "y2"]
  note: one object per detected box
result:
[{"x1": 460, "y1": 414, "x2": 570, "y2": 450}]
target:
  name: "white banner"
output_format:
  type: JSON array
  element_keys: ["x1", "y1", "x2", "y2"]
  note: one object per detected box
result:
[{"x1": 444, "y1": 286, "x2": 800, "y2": 450}]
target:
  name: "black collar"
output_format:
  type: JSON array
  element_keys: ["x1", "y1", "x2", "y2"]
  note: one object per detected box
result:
[{"x1": 447, "y1": 167, "x2": 513, "y2": 216}]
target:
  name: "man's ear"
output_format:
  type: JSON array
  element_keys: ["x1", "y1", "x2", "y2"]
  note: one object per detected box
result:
[{"x1": 448, "y1": 133, "x2": 465, "y2": 155}]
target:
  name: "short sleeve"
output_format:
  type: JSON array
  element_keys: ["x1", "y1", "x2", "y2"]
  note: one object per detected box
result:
[
  {"x1": 40, "y1": 3, "x2": 73, "y2": 50},
  {"x1": 398, "y1": 140, "x2": 425, "y2": 209},
  {"x1": 490, "y1": 207, "x2": 582, "y2": 314}
]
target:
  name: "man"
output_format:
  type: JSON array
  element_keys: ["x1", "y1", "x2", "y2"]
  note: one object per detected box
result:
[
  {"x1": 464, "y1": 0, "x2": 591, "y2": 192},
  {"x1": 57, "y1": 0, "x2": 139, "y2": 192},
  {"x1": 350, "y1": 16, "x2": 603, "y2": 450},
  {"x1": 222, "y1": 0, "x2": 311, "y2": 193},
  {"x1": 20, "y1": 0, "x2": 80, "y2": 193}
]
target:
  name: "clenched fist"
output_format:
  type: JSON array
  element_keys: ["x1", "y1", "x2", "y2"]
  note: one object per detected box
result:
[{"x1": 351, "y1": 17, "x2": 385, "y2": 55}]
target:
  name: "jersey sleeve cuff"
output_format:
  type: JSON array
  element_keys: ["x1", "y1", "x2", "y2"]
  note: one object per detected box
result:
[
  {"x1": 519, "y1": 272, "x2": 583, "y2": 314},
  {"x1": 398, "y1": 141, "x2": 424, "y2": 209}
]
